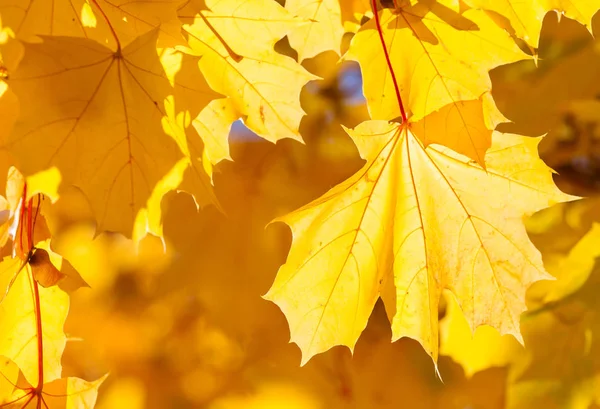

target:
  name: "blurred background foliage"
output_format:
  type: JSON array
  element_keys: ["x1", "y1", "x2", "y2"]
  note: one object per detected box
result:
[{"x1": 39, "y1": 9, "x2": 600, "y2": 409}]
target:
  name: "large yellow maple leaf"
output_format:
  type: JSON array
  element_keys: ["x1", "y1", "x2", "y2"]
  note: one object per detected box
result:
[
  {"x1": 264, "y1": 120, "x2": 573, "y2": 365},
  {"x1": 2, "y1": 30, "x2": 218, "y2": 236},
  {"x1": 345, "y1": 2, "x2": 526, "y2": 163},
  {"x1": 181, "y1": 0, "x2": 317, "y2": 142}
]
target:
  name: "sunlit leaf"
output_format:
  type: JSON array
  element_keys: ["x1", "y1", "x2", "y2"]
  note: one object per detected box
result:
[
  {"x1": 3, "y1": 30, "x2": 217, "y2": 236},
  {"x1": 265, "y1": 120, "x2": 573, "y2": 364}
]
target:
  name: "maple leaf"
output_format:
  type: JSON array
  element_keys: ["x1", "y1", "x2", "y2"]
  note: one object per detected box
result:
[
  {"x1": 286, "y1": 0, "x2": 345, "y2": 61},
  {"x1": 345, "y1": 2, "x2": 526, "y2": 163},
  {"x1": 2, "y1": 30, "x2": 218, "y2": 236},
  {"x1": 0, "y1": 0, "x2": 184, "y2": 48},
  {"x1": 264, "y1": 120, "x2": 573, "y2": 365},
  {"x1": 180, "y1": 0, "x2": 318, "y2": 142},
  {"x1": 463, "y1": 0, "x2": 598, "y2": 48}
]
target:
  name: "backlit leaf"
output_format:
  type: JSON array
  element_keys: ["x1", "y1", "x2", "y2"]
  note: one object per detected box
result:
[
  {"x1": 265, "y1": 120, "x2": 573, "y2": 364},
  {"x1": 2, "y1": 30, "x2": 217, "y2": 236}
]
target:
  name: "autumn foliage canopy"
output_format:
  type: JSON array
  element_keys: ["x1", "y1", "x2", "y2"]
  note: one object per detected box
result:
[{"x1": 0, "y1": 0, "x2": 599, "y2": 408}]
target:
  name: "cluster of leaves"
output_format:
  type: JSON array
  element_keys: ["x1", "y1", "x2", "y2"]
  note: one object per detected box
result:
[{"x1": 0, "y1": 0, "x2": 599, "y2": 408}]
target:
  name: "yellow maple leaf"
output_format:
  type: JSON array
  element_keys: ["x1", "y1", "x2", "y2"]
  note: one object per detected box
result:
[
  {"x1": 286, "y1": 0, "x2": 345, "y2": 61},
  {"x1": 345, "y1": 2, "x2": 526, "y2": 163},
  {"x1": 0, "y1": 0, "x2": 184, "y2": 48},
  {"x1": 463, "y1": 0, "x2": 598, "y2": 48},
  {"x1": 2, "y1": 30, "x2": 218, "y2": 236},
  {"x1": 181, "y1": 0, "x2": 318, "y2": 142},
  {"x1": 264, "y1": 120, "x2": 573, "y2": 365}
]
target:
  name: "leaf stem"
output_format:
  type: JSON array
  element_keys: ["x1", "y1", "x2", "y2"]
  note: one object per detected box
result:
[
  {"x1": 21, "y1": 190, "x2": 45, "y2": 391},
  {"x1": 18, "y1": 185, "x2": 27, "y2": 256},
  {"x1": 90, "y1": 0, "x2": 122, "y2": 52},
  {"x1": 26, "y1": 198, "x2": 33, "y2": 251},
  {"x1": 198, "y1": 11, "x2": 243, "y2": 62},
  {"x1": 32, "y1": 277, "x2": 44, "y2": 391},
  {"x1": 370, "y1": 0, "x2": 407, "y2": 122}
]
